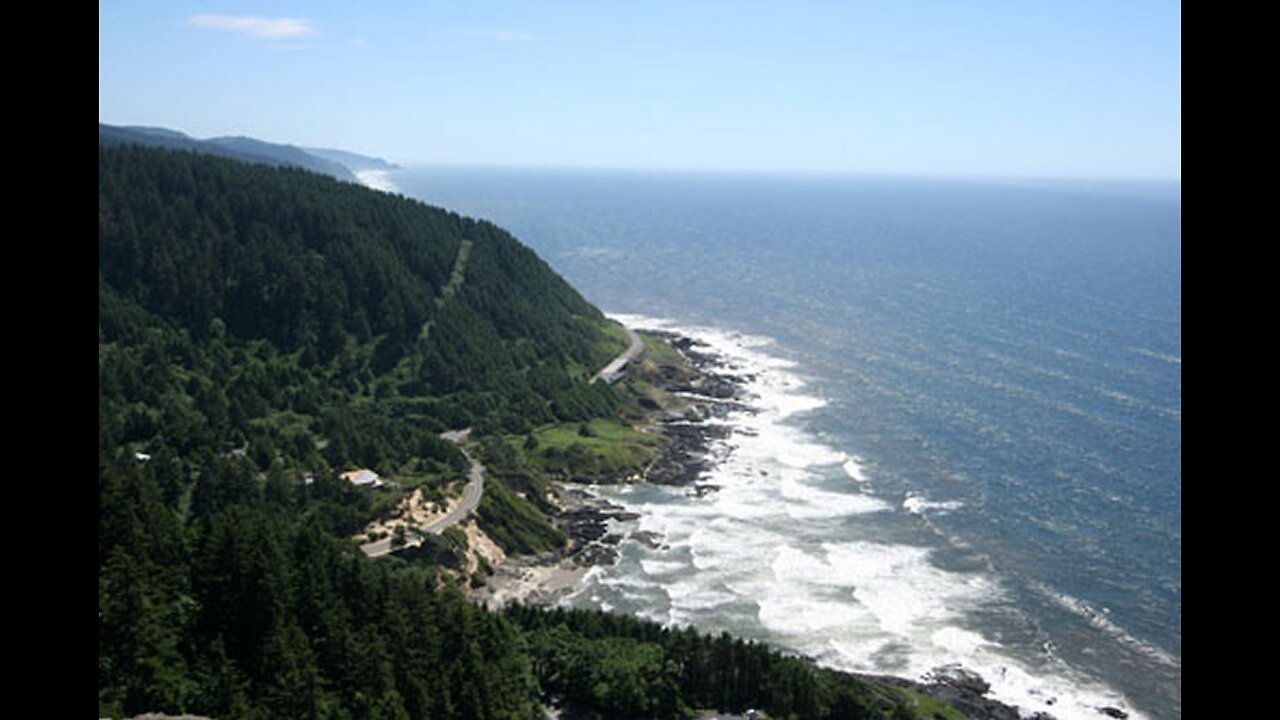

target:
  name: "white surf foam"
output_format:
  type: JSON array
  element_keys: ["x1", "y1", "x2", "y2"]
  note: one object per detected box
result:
[
  {"x1": 757, "y1": 594, "x2": 870, "y2": 636},
  {"x1": 781, "y1": 542, "x2": 1148, "y2": 720},
  {"x1": 579, "y1": 313, "x2": 1150, "y2": 720},
  {"x1": 780, "y1": 477, "x2": 890, "y2": 519},
  {"x1": 930, "y1": 626, "x2": 990, "y2": 656},
  {"x1": 1129, "y1": 346, "x2": 1182, "y2": 366},
  {"x1": 902, "y1": 491, "x2": 964, "y2": 516},
  {"x1": 596, "y1": 574, "x2": 661, "y2": 591},
  {"x1": 639, "y1": 558, "x2": 686, "y2": 576},
  {"x1": 1029, "y1": 581, "x2": 1181, "y2": 671},
  {"x1": 841, "y1": 455, "x2": 869, "y2": 483}
]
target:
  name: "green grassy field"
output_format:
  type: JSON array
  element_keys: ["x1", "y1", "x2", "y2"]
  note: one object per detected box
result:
[
  {"x1": 639, "y1": 332, "x2": 685, "y2": 366},
  {"x1": 520, "y1": 419, "x2": 662, "y2": 478}
]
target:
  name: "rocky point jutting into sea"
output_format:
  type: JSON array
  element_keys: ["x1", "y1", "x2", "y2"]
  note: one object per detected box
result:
[
  {"x1": 470, "y1": 322, "x2": 1090, "y2": 720},
  {"x1": 399, "y1": 166, "x2": 1179, "y2": 720}
]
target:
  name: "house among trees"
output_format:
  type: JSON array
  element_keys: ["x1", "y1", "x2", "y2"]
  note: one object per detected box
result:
[{"x1": 341, "y1": 468, "x2": 383, "y2": 488}]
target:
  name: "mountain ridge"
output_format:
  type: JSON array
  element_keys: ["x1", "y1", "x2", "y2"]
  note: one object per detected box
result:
[{"x1": 99, "y1": 123, "x2": 364, "y2": 183}]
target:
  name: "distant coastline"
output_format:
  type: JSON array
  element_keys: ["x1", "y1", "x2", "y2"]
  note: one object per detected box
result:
[{"x1": 355, "y1": 168, "x2": 400, "y2": 193}]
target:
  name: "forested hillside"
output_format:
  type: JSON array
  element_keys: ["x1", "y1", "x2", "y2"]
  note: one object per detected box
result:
[
  {"x1": 100, "y1": 144, "x2": 623, "y2": 476},
  {"x1": 101, "y1": 454, "x2": 959, "y2": 719},
  {"x1": 98, "y1": 145, "x2": 965, "y2": 719},
  {"x1": 99, "y1": 124, "x2": 361, "y2": 182}
]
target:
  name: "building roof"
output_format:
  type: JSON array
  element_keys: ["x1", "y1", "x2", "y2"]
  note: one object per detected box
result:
[{"x1": 341, "y1": 469, "x2": 382, "y2": 486}]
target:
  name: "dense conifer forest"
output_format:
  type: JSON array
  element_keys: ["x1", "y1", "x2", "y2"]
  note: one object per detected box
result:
[
  {"x1": 98, "y1": 145, "x2": 961, "y2": 719},
  {"x1": 100, "y1": 145, "x2": 624, "y2": 474}
]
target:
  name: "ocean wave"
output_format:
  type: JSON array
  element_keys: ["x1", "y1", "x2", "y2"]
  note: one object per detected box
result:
[
  {"x1": 1128, "y1": 346, "x2": 1182, "y2": 366},
  {"x1": 902, "y1": 491, "x2": 964, "y2": 516},
  {"x1": 841, "y1": 455, "x2": 869, "y2": 483},
  {"x1": 781, "y1": 477, "x2": 890, "y2": 519},
  {"x1": 579, "y1": 313, "x2": 1152, "y2": 720},
  {"x1": 638, "y1": 558, "x2": 686, "y2": 576},
  {"x1": 1028, "y1": 580, "x2": 1182, "y2": 671}
]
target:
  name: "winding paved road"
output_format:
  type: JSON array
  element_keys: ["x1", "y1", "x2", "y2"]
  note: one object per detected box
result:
[
  {"x1": 361, "y1": 437, "x2": 485, "y2": 557},
  {"x1": 363, "y1": 323, "x2": 641, "y2": 557},
  {"x1": 591, "y1": 326, "x2": 645, "y2": 384}
]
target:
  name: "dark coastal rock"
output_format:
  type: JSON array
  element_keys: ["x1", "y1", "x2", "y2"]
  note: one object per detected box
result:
[
  {"x1": 1098, "y1": 707, "x2": 1128, "y2": 719},
  {"x1": 644, "y1": 414, "x2": 735, "y2": 486},
  {"x1": 562, "y1": 503, "x2": 639, "y2": 523},
  {"x1": 630, "y1": 530, "x2": 665, "y2": 549},
  {"x1": 926, "y1": 663, "x2": 991, "y2": 695},
  {"x1": 560, "y1": 507, "x2": 609, "y2": 544},
  {"x1": 544, "y1": 329, "x2": 755, "y2": 570},
  {"x1": 703, "y1": 378, "x2": 740, "y2": 398},
  {"x1": 876, "y1": 669, "x2": 1030, "y2": 720},
  {"x1": 553, "y1": 494, "x2": 650, "y2": 570},
  {"x1": 646, "y1": 458, "x2": 709, "y2": 485},
  {"x1": 558, "y1": 486, "x2": 593, "y2": 502},
  {"x1": 666, "y1": 335, "x2": 705, "y2": 353},
  {"x1": 668, "y1": 377, "x2": 740, "y2": 399},
  {"x1": 575, "y1": 543, "x2": 619, "y2": 566},
  {"x1": 568, "y1": 525, "x2": 607, "y2": 543}
]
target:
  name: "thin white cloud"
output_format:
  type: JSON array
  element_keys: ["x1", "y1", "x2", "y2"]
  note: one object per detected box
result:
[
  {"x1": 187, "y1": 14, "x2": 318, "y2": 40},
  {"x1": 462, "y1": 29, "x2": 533, "y2": 42},
  {"x1": 266, "y1": 43, "x2": 317, "y2": 52}
]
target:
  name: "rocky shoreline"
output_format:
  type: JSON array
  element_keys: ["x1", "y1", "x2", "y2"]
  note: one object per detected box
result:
[
  {"x1": 555, "y1": 332, "x2": 752, "y2": 556},
  {"x1": 474, "y1": 330, "x2": 744, "y2": 606},
  {"x1": 474, "y1": 329, "x2": 1050, "y2": 720}
]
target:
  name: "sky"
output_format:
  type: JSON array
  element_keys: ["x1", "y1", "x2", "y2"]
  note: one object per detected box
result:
[{"x1": 99, "y1": 1, "x2": 1180, "y2": 179}]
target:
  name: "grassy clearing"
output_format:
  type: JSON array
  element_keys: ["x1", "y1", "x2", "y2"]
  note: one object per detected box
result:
[
  {"x1": 520, "y1": 419, "x2": 661, "y2": 478},
  {"x1": 639, "y1": 332, "x2": 684, "y2": 366},
  {"x1": 896, "y1": 688, "x2": 968, "y2": 720},
  {"x1": 610, "y1": 332, "x2": 698, "y2": 418}
]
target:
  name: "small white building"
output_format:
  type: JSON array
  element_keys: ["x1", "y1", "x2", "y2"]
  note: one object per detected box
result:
[{"x1": 341, "y1": 469, "x2": 383, "y2": 488}]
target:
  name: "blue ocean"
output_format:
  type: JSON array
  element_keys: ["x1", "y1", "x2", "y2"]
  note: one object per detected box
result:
[{"x1": 395, "y1": 168, "x2": 1181, "y2": 719}]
